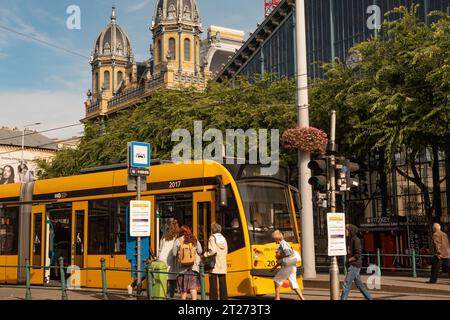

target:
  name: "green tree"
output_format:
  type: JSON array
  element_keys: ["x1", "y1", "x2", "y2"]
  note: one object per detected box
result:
[
  {"x1": 309, "y1": 6, "x2": 450, "y2": 219},
  {"x1": 36, "y1": 75, "x2": 299, "y2": 179}
]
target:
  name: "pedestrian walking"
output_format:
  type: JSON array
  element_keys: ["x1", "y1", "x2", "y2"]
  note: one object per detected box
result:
[
  {"x1": 158, "y1": 218, "x2": 180, "y2": 298},
  {"x1": 427, "y1": 223, "x2": 450, "y2": 284},
  {"x1": 173, "y1": 225, "x2": 202, "y2": 300},
  {"x1": 270, "y1": 230, "x2": 305, "y2": 300},
  {"x1": 340, "y1": 224, "x2": 373, "y2": 300},
  {"x1": 204, "y1": 223, "x2": 228, "y2": 300}
]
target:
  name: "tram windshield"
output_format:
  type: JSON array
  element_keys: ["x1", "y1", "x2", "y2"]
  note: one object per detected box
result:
[{"x1": 238, "y1": 181, "x2": 297, "y2": 245}]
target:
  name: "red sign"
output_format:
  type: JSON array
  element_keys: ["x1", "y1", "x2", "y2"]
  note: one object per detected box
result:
[{"x1": 264, "y1": 0, "x2": 281, "y2": 16}]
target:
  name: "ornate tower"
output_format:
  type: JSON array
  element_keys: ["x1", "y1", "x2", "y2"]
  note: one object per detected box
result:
[
  {"x1": 150, "y1": 0, "x2": 209, "y2": 89},
  {"x1": 86, "y1": 4, "x2": 135, "y2": 116}
]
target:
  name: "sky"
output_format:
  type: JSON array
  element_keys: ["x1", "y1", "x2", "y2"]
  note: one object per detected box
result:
[{"x1": 0, "y1": 0, "x2": 264, "y2": 139}]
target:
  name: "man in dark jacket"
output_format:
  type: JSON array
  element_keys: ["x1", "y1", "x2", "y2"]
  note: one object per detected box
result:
[{"x1": 340, "y1": 224, "x2": 373, "y2": 300}]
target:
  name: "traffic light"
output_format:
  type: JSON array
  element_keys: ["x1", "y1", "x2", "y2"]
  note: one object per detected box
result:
[
  {"x1": 337, "y1": 158, "x2": 360, "y2": 191},
  {"x1": 345, "y1": 159, "x2": 360, "y2": 189},
  {"x1": 308, "y1": 158, "x2": 328, "y2": 192}
]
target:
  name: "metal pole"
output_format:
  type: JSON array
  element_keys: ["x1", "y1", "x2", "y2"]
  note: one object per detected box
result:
[
  {"x1": 100, "y1": 258, "x2": 108, "y2": 300},
  {"x1": 295, "y1": 0, "x2": 316, "y2": 280},
  {"x1": 200, "y1": 263, "x2": 206, "y2": 300},
  {"x1": 329, "y1": 111, "x2": 340, "y2": 300},
  {"x1": 146, "y1": 262, "x2": 153, "y2": 300},
  {"x1": 21, "y1": 127, "x2": 25, "y2": 165},
  {"x1": 59, "y1": 257, "x2": 68, "y2": 300},
  {"x1": 377, "y1": 248, "x2": 382, "y2": 276},
  {"x1": 136, "y1": 175, "x2": 142, "y2": 297},
  {"x1": 25, "y1": 259, "x2": 32, "y2": 300},
  {"x1": 412, "y1": 250, "x2": 417, "y2": 278}
]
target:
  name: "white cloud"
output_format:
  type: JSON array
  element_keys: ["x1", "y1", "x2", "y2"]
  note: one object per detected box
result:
[
  {"x1": 0, "y1": 90, "x2": 85, "y2": 140},
  {"x1": 127, "y1": 0, "x2": 153, "y2": 13},
  {"x1": 0, "y1": 7, "x2": 86, "y2": 59},
  {"x1": 0, "y1": 52, "x2": 8, "y2": 60},
  {"x1": 27, "y1": 7, "x2": 65, "y2": 26},
  {"x1": 0, "y1": 8, "x2": 52, "y2": 45}
]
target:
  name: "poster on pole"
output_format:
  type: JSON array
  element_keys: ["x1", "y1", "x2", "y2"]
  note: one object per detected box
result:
[
  {"x1": 327, "y1": 212, "x2": 347, "y2": 257},
  {"x1": 129, "y1": 200, "x2": 151, "y2": 237}
]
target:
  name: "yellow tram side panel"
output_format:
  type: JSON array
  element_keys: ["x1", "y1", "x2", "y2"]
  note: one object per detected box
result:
[
  {"x1": 0, "y1": 184, "x2": 21, "y2": 284},
  {"x1": 32, "y1": 171, "x2": 116, "y2": 200}
]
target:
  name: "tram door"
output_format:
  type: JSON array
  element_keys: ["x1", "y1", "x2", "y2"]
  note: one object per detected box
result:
[
  {"x1": 30, "y1": 205, "x2": 45, "y2": 285},
  {"x1": 193, "y1": 191, "x2": 215, "y2": 253},
  {"x1": 71, "y1": 202, "x2": 87, "y2": 287}
]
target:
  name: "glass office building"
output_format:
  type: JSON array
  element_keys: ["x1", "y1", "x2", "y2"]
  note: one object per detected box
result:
[
  {"x1": 216, "y1": 0, "x2": 450, "y2": 268},
  {"x1": 216, "y1": 0, "x2": 450, "y2": 80}
]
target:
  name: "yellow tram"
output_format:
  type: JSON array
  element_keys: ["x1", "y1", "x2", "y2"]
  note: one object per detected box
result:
[{"x1": 0, "y1": 160, "x2": 303, "y2": 296}]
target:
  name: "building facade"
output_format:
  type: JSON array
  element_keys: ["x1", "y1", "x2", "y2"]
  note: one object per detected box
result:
[
  {"x1": 84, "y1": 1, "x2": 244, "y2": 122},
  {"x1": 216, "y1": 0, "x2": 450, "y2": 268},
  {"x1": 0, "y1": 127, "x2": 57, "y2": 184}
]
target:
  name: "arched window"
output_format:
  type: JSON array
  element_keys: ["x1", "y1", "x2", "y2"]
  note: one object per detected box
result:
[
  {"x1": 184, "y1": 38, "x2": 191, "y2": 61},
  {"x1": 157, "y1": 40, "x2": 162, "y2": 63},
  {"x1": 94, "y1": 72, "x2": 98, "y2": 92},
  {"x1": 103, "y1": 71, "x2": 110, "y2": 90},
  {"x1": 168, "y1": 38, "x2": 176, "y2": 60},
  {"x1": 117, "y1": 71, "x2": 123, "y2": 84}
]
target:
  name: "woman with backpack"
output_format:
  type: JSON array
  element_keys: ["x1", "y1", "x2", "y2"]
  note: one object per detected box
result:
[
  {"x1": 158, "y1": 218, "x2": 179, "y2": 298},
  {"x1": 172, "y1": 225, "x2": 203, "y2": 300},
  {"x1": 204, "y1": 223, "x2": 228, "y2": 300}
]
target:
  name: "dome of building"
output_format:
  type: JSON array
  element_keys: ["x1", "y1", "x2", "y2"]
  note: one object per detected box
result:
[
  {"x1": 92, "y1": 5, "x2": 133, "y2": 60},
  {"x1": 153, "y1": 0, "x2": 200, "y2": 25}
]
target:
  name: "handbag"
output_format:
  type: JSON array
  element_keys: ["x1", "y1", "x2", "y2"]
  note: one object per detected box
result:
[
  {"x1": 282, "y1": 251, "x2": 302, "y2": 267},
  {"x1": 203, "y1": 254, "x2": 216, "y2": 271}
]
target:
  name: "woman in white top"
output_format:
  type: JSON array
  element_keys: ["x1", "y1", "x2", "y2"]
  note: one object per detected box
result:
[{"x1": 158, "y1": 218, "x2": 180, "y2": 298}]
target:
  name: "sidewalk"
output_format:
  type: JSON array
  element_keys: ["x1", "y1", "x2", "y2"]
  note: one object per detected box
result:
[{"x1": 303, "y1": 273, "x2": 450, "y2": 296}]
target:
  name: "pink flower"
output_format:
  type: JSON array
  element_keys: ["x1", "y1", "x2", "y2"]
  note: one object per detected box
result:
[{"x1": 282, "y1": 127, "x2": 328, "y2": 155}]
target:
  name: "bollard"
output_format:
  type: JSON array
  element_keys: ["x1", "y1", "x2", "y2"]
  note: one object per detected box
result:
[
  {"x1": 100, "y1": 258, "x2": 108, "y2": 300},
  {"x1": 199, "y1": 263, "x2": 206, "y2": 301},
  {"x1": 25, "y1": 259, "x2": 32, "y2": 300},
  {"x1": 377, "y1": 248, "x2": 382, "y2": 276},
  {"x1": 59, "y1": 257, "x2": 68, "y2": 300},
  {"x1": 146, "y1": 262, "x2": 153, "y2": 300},
  {"x1": 412, "y1": 250, "x2": 417, "y2": 278}
]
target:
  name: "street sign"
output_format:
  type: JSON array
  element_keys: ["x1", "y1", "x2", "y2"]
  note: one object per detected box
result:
[
  {"x1": 129, "y1": 200, "x2": 151, "y2": 237},
  {"x1": 129, "y1": 167, "x2": 150, "y2": 177},
  {"x1": 126, "y1": 207, "x2": 149, "y2": 278},
  {"x1": 128, "y1": 142, "x2": 151, "y2": 169},
  {"x1": 127, "y1": 175, "x2": 147, "y2": 191},
  {"x1": 327, "y1": 212, "x2": 347, "y2": 257}
]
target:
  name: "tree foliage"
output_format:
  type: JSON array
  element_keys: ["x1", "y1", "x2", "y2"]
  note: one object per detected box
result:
[
  {"x1": 309, "y1": 5, "x2": 450, "y2": 218},
  {"x1": 36, "y1": 75, "x2": 299, "y2": 179}
]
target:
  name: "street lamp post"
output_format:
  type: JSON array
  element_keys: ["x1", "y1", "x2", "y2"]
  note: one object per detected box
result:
[
  {"x1": 295, "y1": 0, "x2": 316, "y2": 279},
  {"x1": 21, "y1": 123, "x2": 41, "y2": 165}
]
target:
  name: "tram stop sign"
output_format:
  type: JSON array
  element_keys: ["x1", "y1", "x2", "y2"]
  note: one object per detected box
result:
[{"x1": 128, "y1": 141, "x2": 151, "y2": 177}]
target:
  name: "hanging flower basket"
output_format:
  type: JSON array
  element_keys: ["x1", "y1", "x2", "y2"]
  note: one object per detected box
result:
[{"x1": 282, "y1": 127, "x2": 328, "y2": 155}]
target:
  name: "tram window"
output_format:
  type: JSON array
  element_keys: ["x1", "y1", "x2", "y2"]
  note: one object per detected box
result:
[
  {"x1": 0, "y1": 206, "x2": 19, "y2": 255},
  {"x1": 216, "y1": 187, "x2": 245, "y2": 253},
  {"x1": 239, "y1": 181, "x2": 297, "y2": 245},
  {"x1": 88, "y1": 200, "x2": 111, "y2": 254},
  {"x1": 197, "y1": 202, "x2": 211, "y2": 249},
  {"x1": 113, "y1": 199, "x2": 129, "y2": 254},
  {"x1": 157, "y1": 198, "x2": 193, "y2": 238}
]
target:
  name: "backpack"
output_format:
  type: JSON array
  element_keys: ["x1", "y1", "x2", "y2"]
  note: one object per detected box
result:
[{"x1": 178, "y1": 239, "x2": 196, "y2": 267}]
